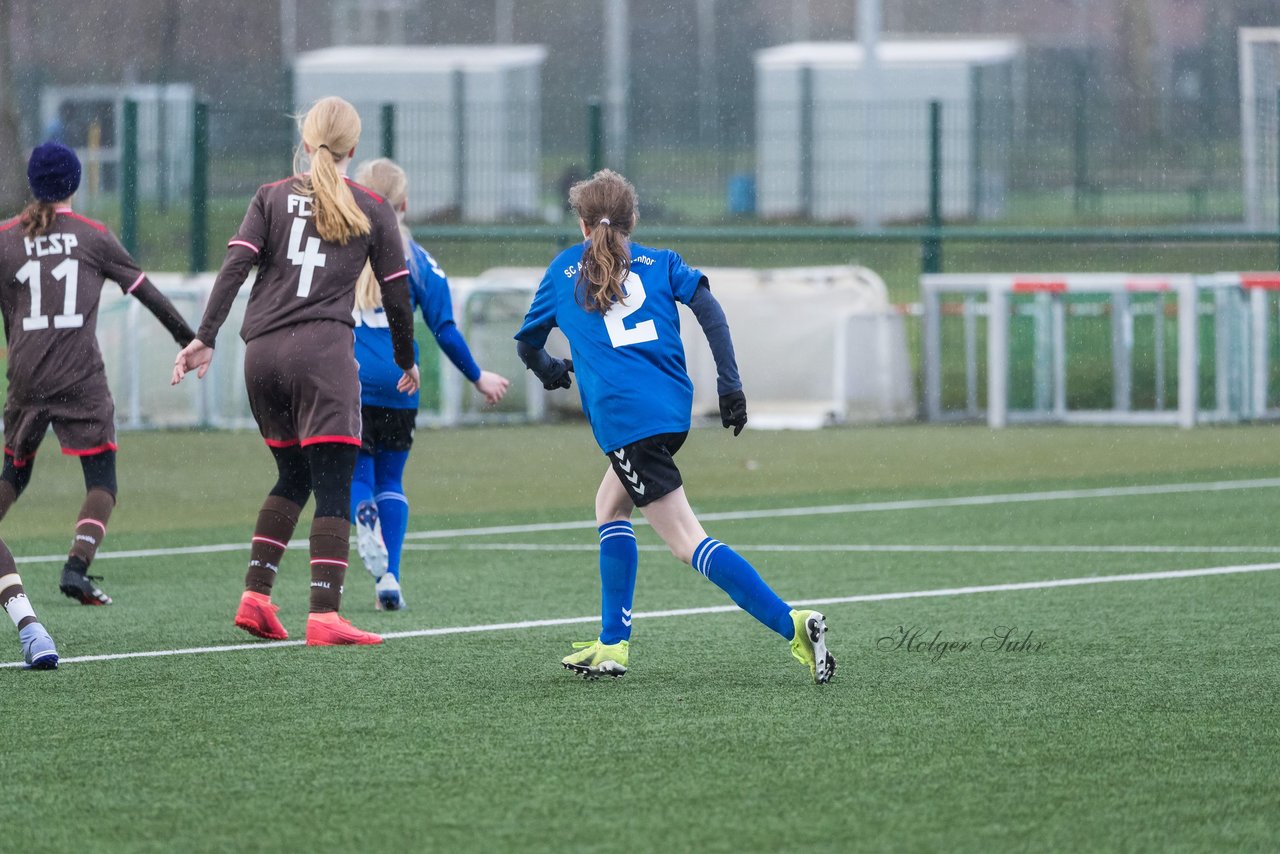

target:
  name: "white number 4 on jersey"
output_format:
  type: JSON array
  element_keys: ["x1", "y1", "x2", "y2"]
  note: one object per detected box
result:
[{"x1": 287, "y1": 217, "x2": 326, "y2": 298}]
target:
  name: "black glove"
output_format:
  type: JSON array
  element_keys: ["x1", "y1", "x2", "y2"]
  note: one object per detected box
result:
[
  {"x1": 539, "y1": 357, "x2": 574, "y2": 390},
  {"x1": 719, "y1": 389, "x2": 747, "y2": 436}
]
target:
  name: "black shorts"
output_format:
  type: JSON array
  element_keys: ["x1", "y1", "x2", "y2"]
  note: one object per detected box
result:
[
  {"x1": 607, "y1": 431, "x2": 687, "y2": 507},
  {"x1": 360, "y1": 406, "x2": 416, "y2": 454}
]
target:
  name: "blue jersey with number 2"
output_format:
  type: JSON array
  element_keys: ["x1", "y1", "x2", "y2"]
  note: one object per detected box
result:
[{"x1": 515, "y1": 242, "x2": 706, "y2": 453}]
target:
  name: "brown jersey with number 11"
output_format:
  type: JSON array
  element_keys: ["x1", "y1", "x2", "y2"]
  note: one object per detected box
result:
[{"x1": 0, "y1": 207, "x2": 186, "y2": 404}]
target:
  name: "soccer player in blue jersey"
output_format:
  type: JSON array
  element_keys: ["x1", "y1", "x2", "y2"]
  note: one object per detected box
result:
[
  {"x1": 514, "y1": 170, "x2": 835, "y2": 684},
  {"x1": 350, "y1": 158, "x2": 509, "y2": 610}
]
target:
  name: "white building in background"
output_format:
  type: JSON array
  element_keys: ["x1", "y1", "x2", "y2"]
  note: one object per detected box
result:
[
  {"x1": 293, "y1": 45, "x2": 546, "y2": 223},
  {"x1": 755, "y1": 39, "x2": 1022, "y2": 224}
]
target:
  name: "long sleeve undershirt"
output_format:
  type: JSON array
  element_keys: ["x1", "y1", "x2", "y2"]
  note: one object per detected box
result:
[{"x1": 687, "y1": 283, "x2": 741, "y2": 396}]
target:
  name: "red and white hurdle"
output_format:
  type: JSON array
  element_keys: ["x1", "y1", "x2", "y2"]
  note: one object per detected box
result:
[{"x1": 921, "y1": 272, "x2": 1280, "y2": 428}]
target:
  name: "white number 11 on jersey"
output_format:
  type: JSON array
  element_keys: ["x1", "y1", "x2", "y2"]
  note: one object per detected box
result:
[
  {"x1": 17, "y1": 258, "x2": 83, "y2": 330},
  {"x1": 604, "y1": 272, "x2": 658, "y2": 348}
]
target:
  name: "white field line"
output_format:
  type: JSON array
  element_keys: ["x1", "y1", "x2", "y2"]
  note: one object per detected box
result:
[
  {"x1": 7, "y1": 560, "x2": 1280, "y2": 669},
  {"x1": 12, "y1": 477, "x2": 1280, "y2": 566},
  {"x1": 402, "y1": 543, "x2": 1280, "y2": 555},
  {"x1": 401, "y1": 477, "x2": 1280, "y2": 540}
]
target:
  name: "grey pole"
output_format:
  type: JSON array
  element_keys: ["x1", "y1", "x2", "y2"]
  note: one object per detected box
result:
[
  {"x1": 495, "y1": 0, "x2": 514, "y2": 43},
  {"x1": 696, "y1": 0, "x2": 718, "y2": 150},
  {"x1": 859, "y1": 0, "x2": 883, "y2": 228},
  {"x1": 792, "y1": 0, "x2": 810, "y2": 40},
  {"x1": 604, "y1": 0, "x2": 629, "y2": 170}
]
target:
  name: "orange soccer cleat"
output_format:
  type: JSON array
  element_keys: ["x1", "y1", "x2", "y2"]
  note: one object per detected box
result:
[
  {"x1": 234, "y1": 591, "x2": 288, "y2": 640},
  {"x1": 305, "y1": 611, "x2": 383, "y2": 646}
]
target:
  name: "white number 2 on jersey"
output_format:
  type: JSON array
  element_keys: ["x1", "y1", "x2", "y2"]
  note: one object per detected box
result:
[
  {"x1": 604, "y1": 272, "x2": 658, "y2": 348},
  {"x1": 17, "y1": 258, "x2": 84, "y2": 331},
  {"x1": 287, "y1": 217, "x2": 326, "y2": 298}
]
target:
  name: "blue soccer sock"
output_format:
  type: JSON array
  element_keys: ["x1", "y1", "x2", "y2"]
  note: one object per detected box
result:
[
  {"x1": 598, "y1": 521, "x2": 638, "y2": 644},
  {"x1": 350, "y1": 452, "x2": 376, "y2": 519},
  {"x1": 374, "y1": 450, "x2": 411, "y2": 581},
  {"x1": 376, "y1": 492, "x2": 409, "y2": 581},
  {"x1": 692, "y1": 537, "x2": 794, "y2": 640}
]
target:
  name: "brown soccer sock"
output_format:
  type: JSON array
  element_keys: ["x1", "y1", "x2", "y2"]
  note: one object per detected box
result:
[
  {"x1": 308, "y1": 516, "x2": 351, "y2": 613},
  {"x1": 245, "y1": 496, "x2": 303, "y2": 596},
  {"x1": 68, "y1": 488, "x2": 116, "y2": 566},
  {"x1": 0, "y1": 539, "x2": 37, "y2": 629}
]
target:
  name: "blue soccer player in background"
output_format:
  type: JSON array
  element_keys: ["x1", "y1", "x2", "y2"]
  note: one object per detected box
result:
[
  {"x1": 351, "y1": 158, "x2": 509, "y2": 610},
  {"x1": 514, "y1": 169, "x2": 835, "y2": 684}
]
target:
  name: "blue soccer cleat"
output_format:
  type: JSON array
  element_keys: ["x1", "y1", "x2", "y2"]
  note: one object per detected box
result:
[{"x1": 19, "y1": 622, "x2": 58, "y2": 670}]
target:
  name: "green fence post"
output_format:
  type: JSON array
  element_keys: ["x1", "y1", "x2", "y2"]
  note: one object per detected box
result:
[
  {"x1": 1072, "y1": 62, "x2": 1089, "y2": 217},
  {"x1": 452, "y1": 71, "x2": 465, "y2": 214},
  {"x1": 1276, "y1": 89, "x2": 1280, "y2": 269},
  {"x1": 189, "y1": 102, "x2": 208, "y2": 273},
  {"x1": 381, "y1": 103, "x2": 395, "y2": 159},
  {"x1": 922, "y1": 100, "x2": 943, "y2": 274},
  {"x1": 587, "y1": 99, "x2": 604, "y2": 173},
  {"x1": 799, "y1": 66, "x2": 813, "y2": 217},
  {"x1": 121, "y1": 98, "x2": 138, "y2": 257}
]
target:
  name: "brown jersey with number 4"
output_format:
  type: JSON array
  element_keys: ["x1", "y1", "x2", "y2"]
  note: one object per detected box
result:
[
  {"x1": 197, "y1": 176, "x2": 411, "y2": 347},
  {"x1": 0, "y1": 208, "x2": 168, "y2": 404}
]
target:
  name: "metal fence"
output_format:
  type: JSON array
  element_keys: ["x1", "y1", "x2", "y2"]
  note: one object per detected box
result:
[{"x1": 63, "y1": 92, "x2": 1280, "y2": 276}]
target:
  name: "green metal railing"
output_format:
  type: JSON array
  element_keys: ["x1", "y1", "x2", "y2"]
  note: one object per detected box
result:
[
  {"x1": 120, "y1": 98, "x2": 138, "y2": 255},
  {"x1": 189, "y1": 102, "x2": 208, "y2": 273},
  {"x1": 114, "y1": 96, "x2": 1280, "y2": 275}
]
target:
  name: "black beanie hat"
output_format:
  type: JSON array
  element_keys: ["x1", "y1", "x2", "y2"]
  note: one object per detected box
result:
[{"x1": 27, "y1": 141, "x2": 82, "y2": 203}]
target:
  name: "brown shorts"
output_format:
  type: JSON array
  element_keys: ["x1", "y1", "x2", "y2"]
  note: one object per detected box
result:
[
  {"x1": 244, "y1": 319, "x2": 362, "y2": 450},
  {"x1": 3, "y1": 382, "x2": 117, "y2": 466}
]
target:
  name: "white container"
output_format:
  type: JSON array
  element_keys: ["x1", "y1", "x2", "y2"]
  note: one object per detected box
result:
[
  {"x1": 294, "y1": 45, "x2": 546, "y2": 222},
  {"x1": 755, "y1": 40, "x2": 1021, "y2": 224}
]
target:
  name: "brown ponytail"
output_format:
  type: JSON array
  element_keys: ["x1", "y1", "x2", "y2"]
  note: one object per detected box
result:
[
  {"x1": 568, "y1": 169, "x2": 639, "y2": 313},
  {"x1": 291, "y1": 96, "x2": 370, "y2": 245},
  {"x1": 20, "y1": 200, "x2": 58, "y2": 238}
]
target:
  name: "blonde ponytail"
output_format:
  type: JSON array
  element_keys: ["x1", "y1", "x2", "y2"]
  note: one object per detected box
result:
[
  {"x1": 353, "y1": 158, "x2": 411, "y2": 312},
  {"x1": 292, "y1": 96, "x2": 370, "y2": 245}
]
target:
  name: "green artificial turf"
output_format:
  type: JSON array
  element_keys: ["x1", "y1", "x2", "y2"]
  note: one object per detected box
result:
[{"x1": 2, "y1": 424, "x2": 1279, "y2": 852}]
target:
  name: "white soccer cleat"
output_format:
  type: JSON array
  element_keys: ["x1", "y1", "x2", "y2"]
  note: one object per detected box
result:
[
  {"x1": 354, "y1": 501, "x2": 388, "y2": 580},
  {"x1": 375, "y1": 573, "x2": 405, "y2": 611}
]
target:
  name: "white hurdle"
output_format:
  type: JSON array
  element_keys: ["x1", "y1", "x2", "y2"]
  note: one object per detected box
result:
[{"x1": 921, "y1": 272, "x2": 1280, "y2": 428}]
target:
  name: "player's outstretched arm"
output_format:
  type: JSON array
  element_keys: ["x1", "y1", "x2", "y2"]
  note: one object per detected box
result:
[
  {"x1": 172, "y1": 339, "x2": 214, "y2": 385},
  {"x1": 516, "y1": 340, "x2": 573, "y2": 390},
  {"x1": 687, "y1": 283, "x2": 747, "y2": 435},
  {"x1": 131, "y1": 278, "x2": 196, "y2": 346},
  {"x1": 432, "y1": 323, "x2": 511, "y2": 404},
  {"x1": 473, "y1": 370, "x2": 511, "y2": 405},
  {"x1": 396, "y1": 364, "x2": 421, "y2": 395}
]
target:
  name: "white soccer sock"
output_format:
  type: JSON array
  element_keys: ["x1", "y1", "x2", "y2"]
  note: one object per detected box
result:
[{"x1": 0, "y1": 573, "x2": 36, "y2": 627}]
